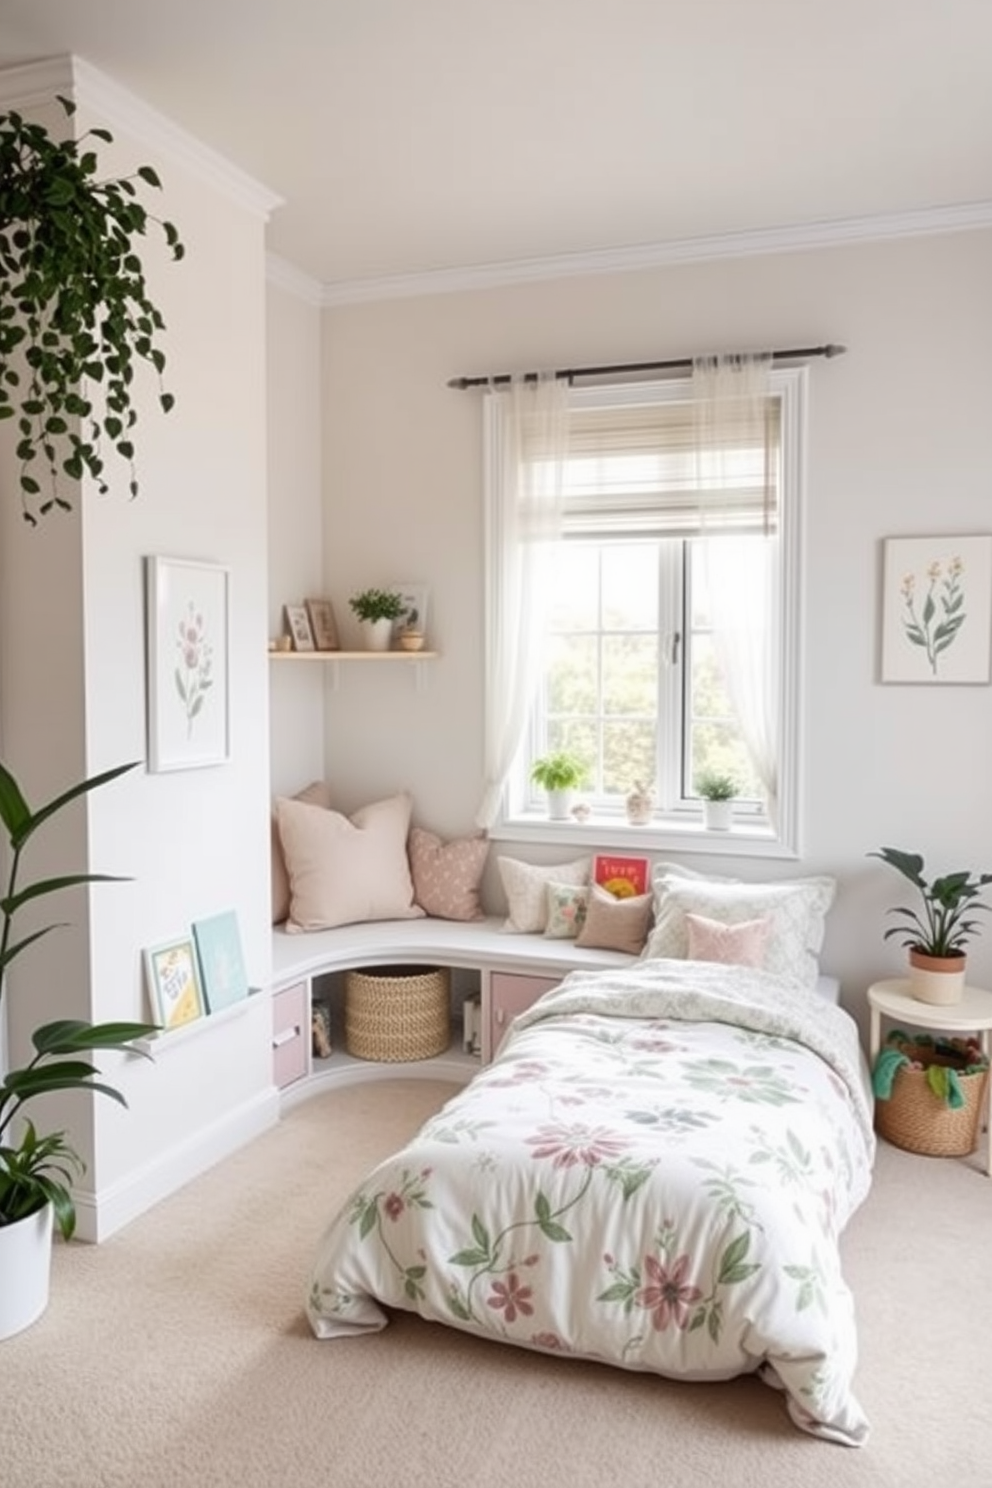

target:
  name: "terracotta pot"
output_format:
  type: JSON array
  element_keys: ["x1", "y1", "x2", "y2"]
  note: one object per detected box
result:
[{"x1": 908, "y1": 948, "x2": 966, "y2": 1005}]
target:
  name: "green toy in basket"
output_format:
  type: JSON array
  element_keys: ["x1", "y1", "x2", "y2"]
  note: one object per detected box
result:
[
  {"x1": 872, "y1": 1029, "x2": 990, "y2": 1158},
  {"x1": 872, "y1": 1029, "x2": 988, "y2": 1108}
]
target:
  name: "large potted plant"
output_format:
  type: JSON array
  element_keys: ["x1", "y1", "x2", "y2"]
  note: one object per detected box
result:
[
  {"x1": 348, "y1": 588, "x2": 406, "y2": 651},
  {"x1": 868, "y1": 846, "x2": 992, "y2": 1005},
  {"x1": 0, "y1": 94, "x2": 183, "y2": 523},
  {"x1": 530, "y1": 751, "x2": 587, "y2": 821},
  {"x1": 0, "y1": 759, "x2": 158, "y2": 1339}
]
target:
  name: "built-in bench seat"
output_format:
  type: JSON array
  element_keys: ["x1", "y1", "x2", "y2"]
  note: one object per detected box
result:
[{"x1": 269, "y1": 915, "x2": 637, "y2": 1102}]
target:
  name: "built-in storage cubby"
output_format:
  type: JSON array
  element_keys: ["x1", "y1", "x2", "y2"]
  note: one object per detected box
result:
[{"x1": 269, "y1": 919, "x2": 634, "y2": 1104}]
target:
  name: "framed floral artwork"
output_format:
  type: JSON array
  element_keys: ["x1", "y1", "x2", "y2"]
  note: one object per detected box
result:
[
  {"x1": 146, "y1": 556, "x2": 230, "y2": 771},
  {"x1": 304, "y1": 598, "x2": 339, "y2": 650},
  {"x1": 284, "y1": 603, "x2": 314, "y2": 652},
  {"x1": 881, "y1": 535, "x2": 992, "y2": 684}
]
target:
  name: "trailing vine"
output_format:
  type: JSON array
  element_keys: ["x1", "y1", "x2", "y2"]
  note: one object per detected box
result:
[{"x1": 0, "y1": 93, "x2": 184, "y2": 523}]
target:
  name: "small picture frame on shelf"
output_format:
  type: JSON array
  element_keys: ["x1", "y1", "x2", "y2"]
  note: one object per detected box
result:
[
  {"x1": 143, "y1": 936, "x2": 206, "y2": 1031},
  {"x1": 305, "y1": 598, "x2": 340, "y2": 651},
  {"x1": 392, "y1": 583, "x2": 430, "y2": 643},
  {"x1": 284, "y1": 603, "x2": 315, "y2": 652}
]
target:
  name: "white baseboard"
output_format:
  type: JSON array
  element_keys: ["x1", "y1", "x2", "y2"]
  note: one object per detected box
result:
[{"x1": 73, "y1": 1086, "x2": 281, "y2": 1243}]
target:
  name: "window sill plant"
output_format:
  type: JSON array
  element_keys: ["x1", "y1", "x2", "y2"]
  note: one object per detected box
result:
[
  {"x1": 868, "y1": 846, "x2": 992, "y2": 1005},
  {"x1": 530, "y1": 751, "x2": 588, "y2": 821},
  {"x1": 696, "y1": 769, "x2": 737, "y2": 831},
  {"x1": 0, "y1": 759, "x2": 158, "y2": 1338}
]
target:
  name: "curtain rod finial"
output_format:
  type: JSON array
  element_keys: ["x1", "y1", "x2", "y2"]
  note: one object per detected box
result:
[{"x1": 824, "y1": 343, "x2": 847, "y2": 358}]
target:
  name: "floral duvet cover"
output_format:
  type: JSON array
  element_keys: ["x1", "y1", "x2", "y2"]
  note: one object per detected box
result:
[{"x1": 306, "y1": 958, "x2": 876, "y2": 1446}]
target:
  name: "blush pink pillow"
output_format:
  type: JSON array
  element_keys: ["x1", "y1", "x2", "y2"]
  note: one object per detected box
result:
[
  {"x1": 685, "y1": 912, "x2": 769, "y2": 969},
  {"x1": 409, "y1": 827, "x2": 488, "y2": 921}
]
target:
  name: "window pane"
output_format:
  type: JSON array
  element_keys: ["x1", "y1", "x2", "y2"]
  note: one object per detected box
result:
[
  {"x1": 547, "y1": 634, "x2": 598, "y2": 713},
  {"x1": 601, "y1": 546, "x2": 658, "y2": 628},
  {"x1": 603, "y1": 721, "x2": 656, "y2": 795},
  {"x1": 602, "y1": 634, "x2": 658, "y2": 715},
  {"x1": 550, "y1": 547, "x2": 599, "y2": 629}
]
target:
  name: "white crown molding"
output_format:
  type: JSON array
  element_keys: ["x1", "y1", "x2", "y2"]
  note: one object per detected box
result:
[
  {"x1": 0, "y1": 55, "x2": 283, "y2": 220},
  {"x1": 266, "y1": 253, "x2": 323, "y2": 306},
  {"x1": 320, "y1": 199, "x2": 992, "y2": 308}
]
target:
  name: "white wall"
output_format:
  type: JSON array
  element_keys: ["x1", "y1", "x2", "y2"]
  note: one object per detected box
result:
[
  {"x1": 315, "y1": 229, "x2": 992, "y2": 1032},
  {"x1": 0, "y1": 61, "x2": 278, "y2": 1238}
]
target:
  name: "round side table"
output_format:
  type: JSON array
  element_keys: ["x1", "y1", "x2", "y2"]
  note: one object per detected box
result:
[{"x1": 867, "y1": 977, "x2": 992, "y2": 1175}]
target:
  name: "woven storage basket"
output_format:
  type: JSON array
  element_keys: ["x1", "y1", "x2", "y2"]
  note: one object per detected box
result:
[
  {"x1": 344, "y1": 965, "x2": 451, "y2": 1062},
  {"x1": 875, "y1": 1041, "x2": 989, "y2": 1157}
]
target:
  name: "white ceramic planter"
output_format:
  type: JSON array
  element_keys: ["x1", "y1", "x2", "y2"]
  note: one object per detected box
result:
[
  {"x1": 363, "y1": 618, "x2": 394, "y2": 652},
  {"x1": 546, "y1": 789, "x2": 574, "y2": 821},
  {"x1": 703, "y1": 799, "x2": 733, "y2": 831},
  {"x1": 0, "y1": 1203, "x2": 53, "y2": 1340}
]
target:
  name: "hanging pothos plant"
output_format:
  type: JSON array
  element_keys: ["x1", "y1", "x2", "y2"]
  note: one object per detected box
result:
[{"x1": 0, "y1": 93, "x2": 184, "y2": 524}]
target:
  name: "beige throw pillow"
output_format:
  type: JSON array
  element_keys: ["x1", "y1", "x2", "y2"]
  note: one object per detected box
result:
[
  {"x1": 576, "y1": 883, "x2": 653, "y2": 955},
  {"x1": 271, "y1": 780, "x2": 334, "y2": 924},
  {"x1": 409, "y1": 827, "x2": 489, "y2": 921},
  {"x1": 276, "y1": 792, "x2": 424, "y2": 932},
  {"x1": 497, "y1": 856, "x2": 590, "y2": 933}
]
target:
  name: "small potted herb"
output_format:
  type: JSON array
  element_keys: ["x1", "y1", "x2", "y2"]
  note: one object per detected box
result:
[
  {"x1": 348, "y1": 588, "x2": 406, "y2": 651},
  {"x1": 696, "y1": 769, "x2": 737, "y2": 830},
  {"x1": 868, "y1": 846, "x2": 992, "y2": 1004},
  {"x1": 530, "y1": 751, "x2": 587, "y2": 821}
]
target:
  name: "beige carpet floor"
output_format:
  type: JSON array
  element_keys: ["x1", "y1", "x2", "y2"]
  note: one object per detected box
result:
[{"x1": 6, "y1": 1078, "x2": 992, "y2": 1488}]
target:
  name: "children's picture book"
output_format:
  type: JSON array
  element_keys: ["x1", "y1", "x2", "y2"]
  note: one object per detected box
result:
[
  {"x1": 144, "y1": 937, "x2": 206, "y2": 1031},
  {"x1": 593, "y1": 853, "x2": 650, "y2": 899},
  {"x1": 192, "y1": 910, "x2": 250, "y2": 1013}
]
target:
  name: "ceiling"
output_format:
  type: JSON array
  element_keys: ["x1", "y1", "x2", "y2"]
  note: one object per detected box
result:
[{"x1": 1, "y1": 0, "x2": 990, "y2": 296}]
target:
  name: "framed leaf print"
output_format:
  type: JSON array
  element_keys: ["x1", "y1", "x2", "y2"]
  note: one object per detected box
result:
[{"x1": 881, "y1": 535, "x2": 992, "y2": 684}]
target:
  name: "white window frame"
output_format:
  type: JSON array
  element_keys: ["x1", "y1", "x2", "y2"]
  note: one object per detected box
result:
[{"x1": 488, "y1": 367, "x2": 807, "y2": 861}]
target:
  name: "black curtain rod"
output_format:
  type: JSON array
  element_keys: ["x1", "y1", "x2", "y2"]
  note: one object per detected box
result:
[{"x1": 447, "y1": 343, "x2": 847, "y2": 390}]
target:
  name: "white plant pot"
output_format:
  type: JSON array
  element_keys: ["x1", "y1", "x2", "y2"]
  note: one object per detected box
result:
[
  {"x1": 703, "y1": 799, "x2": 733, "y2": 831},
  {"x1": 363, "y1": 618, "x2": 394, "y2": 652},
  {"x1": 546, "y1": 789, "x2": 574, "y2": 821},
  {"x1": 908, "y1": 950, "x2": 966, "y2": 1005},
  {"x1": 0, "y1": 1203, "x2": 53, "y2": 1340}
]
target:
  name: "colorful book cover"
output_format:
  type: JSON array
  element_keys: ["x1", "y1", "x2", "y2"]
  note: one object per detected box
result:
[
  {"x1": 593, "y1": 853, "x2": 650, "y2": 899},
  {"x1": 192, "y1": 910, "x2": 250, "y2": 1013}
]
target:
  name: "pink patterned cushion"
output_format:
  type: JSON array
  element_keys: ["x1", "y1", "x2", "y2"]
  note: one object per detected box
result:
[
  {"x1": 409, "y1": 828, "x2": 489, "y2": 921},
  {"x1": 685, "y1": 912, "x2": 769, "y2": 969}
]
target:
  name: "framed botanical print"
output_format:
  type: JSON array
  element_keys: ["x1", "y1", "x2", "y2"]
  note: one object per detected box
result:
[
  {"x1": 146, "y1": 556, "x2": 230, "y2": 771},
  {"x1": 881, "y1": 535, "x2": 992, "y2": 684},
  {"x1": 305, "y1": 598, "x2": 340, "y2": 651}
]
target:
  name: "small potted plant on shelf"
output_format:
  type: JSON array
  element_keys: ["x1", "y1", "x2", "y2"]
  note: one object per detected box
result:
[
  {"x1": 0, "y1": 759, "x2": 159, "y2": 1339},
  {"x1": 530, "y1": 751, "x2": 588, "y2": 822},
  {"x1": 868, "y1": 846, "x2": 992, "y2": 1005},
  {"x1": 696, "y1": 769, "x2": 737, "y2": 831},
  {"x1": 348, "y1": 588, "x2": 406, "y2": 652}
]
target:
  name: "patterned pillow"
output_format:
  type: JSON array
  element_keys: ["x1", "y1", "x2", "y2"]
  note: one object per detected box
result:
[
  {"x1": 544, "y1": 882, "x2": 590, "y2": 939},
  {"x1": 408, "y1": 828, "x2": 488, "y2": 921},
  {"x1": 497, "y1": 856, "x2": 591, "y2": 933},
  {"x1": 685, "y1": 912, "x2": 769, "y2": 969},
  {"x1": 642, "y1": 874, "x2": 836, "y2": 989},
  {"x1": 576, "y1": 883, "x2": 653, "y2": 955}
]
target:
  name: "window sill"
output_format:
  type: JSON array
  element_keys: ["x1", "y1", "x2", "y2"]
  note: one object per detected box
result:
[{"x1": 492, "y1": 812, "x2": 798, "y2": 862}]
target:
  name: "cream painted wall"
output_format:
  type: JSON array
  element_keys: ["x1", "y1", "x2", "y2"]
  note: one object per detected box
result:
[
  {"x1": 0, "y1": 64, "x2": 277, "y2": 1238},
  {"x1": 317, "y1": 230, "x2": 992, "y2": 1030}
]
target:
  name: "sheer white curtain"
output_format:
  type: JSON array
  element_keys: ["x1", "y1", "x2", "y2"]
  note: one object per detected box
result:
[
  {"x1": 692, "y1": 354, "x2": 779, "y2": 824},
  {"x1": 476, "y1": 375, "x2": 569, "y2": 829}
]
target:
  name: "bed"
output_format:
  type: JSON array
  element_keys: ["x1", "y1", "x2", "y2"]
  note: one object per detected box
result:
[{"x1": 306, "y1": 957, "x2": 876, "y2": 1446}]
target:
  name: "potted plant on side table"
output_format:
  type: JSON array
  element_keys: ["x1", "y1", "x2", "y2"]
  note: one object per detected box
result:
[
  {"x1": 868, "y1": 846, "x2": 992, "y2": 1005},
  {"x1": 348, "y1": 588, "x2": 406, "y2": 651},
  {"x1": 0, "y1": 759, "x2": 158, "y2": 1340}
]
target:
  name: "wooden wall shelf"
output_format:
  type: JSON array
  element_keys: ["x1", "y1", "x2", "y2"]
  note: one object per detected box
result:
[{"x1": 269, "y1": 650, "x2": 438, "y2": 662}]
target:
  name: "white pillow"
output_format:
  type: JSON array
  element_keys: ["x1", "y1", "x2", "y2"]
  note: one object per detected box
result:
[
  {"x1": 642, "y1": 873, "x2": 836, "y2": 989},
  {"x1": 497, "y1": 856, "x2": 590, "y2": 933},
  {"x1": 544, "y1": 881, "x2": 590, "y2": 940},
  {"x1": 275, "y1": 792, "x2": 424, "y2": 932}
]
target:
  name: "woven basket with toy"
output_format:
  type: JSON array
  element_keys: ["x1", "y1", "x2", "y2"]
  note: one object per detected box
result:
[{"x1": 872, "y1": 1029, "x2": 990, "y2": 1158}]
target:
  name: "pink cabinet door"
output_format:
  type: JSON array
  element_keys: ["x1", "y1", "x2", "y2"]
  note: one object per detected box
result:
[
  {"x1": 272, "y1": 982, "x2": 308, "y2": 1088},
  {"x1": 489, "y1": 973, "x2": 562, "y2": 1060}
]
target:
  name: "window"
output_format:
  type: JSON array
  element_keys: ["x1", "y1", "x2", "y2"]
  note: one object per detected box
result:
[{"x1": 486, "y1": 368, "x2": 806, "y2": 855}]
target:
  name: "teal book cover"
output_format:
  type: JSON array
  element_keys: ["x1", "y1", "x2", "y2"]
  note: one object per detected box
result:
[{"x1": 192, "y1": 910, "x2": 249, "y2": 1013}]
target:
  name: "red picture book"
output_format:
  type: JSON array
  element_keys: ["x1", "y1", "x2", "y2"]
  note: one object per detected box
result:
[{"x1": 593, "y1": 853, "x2": 650, "y2": 899}]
